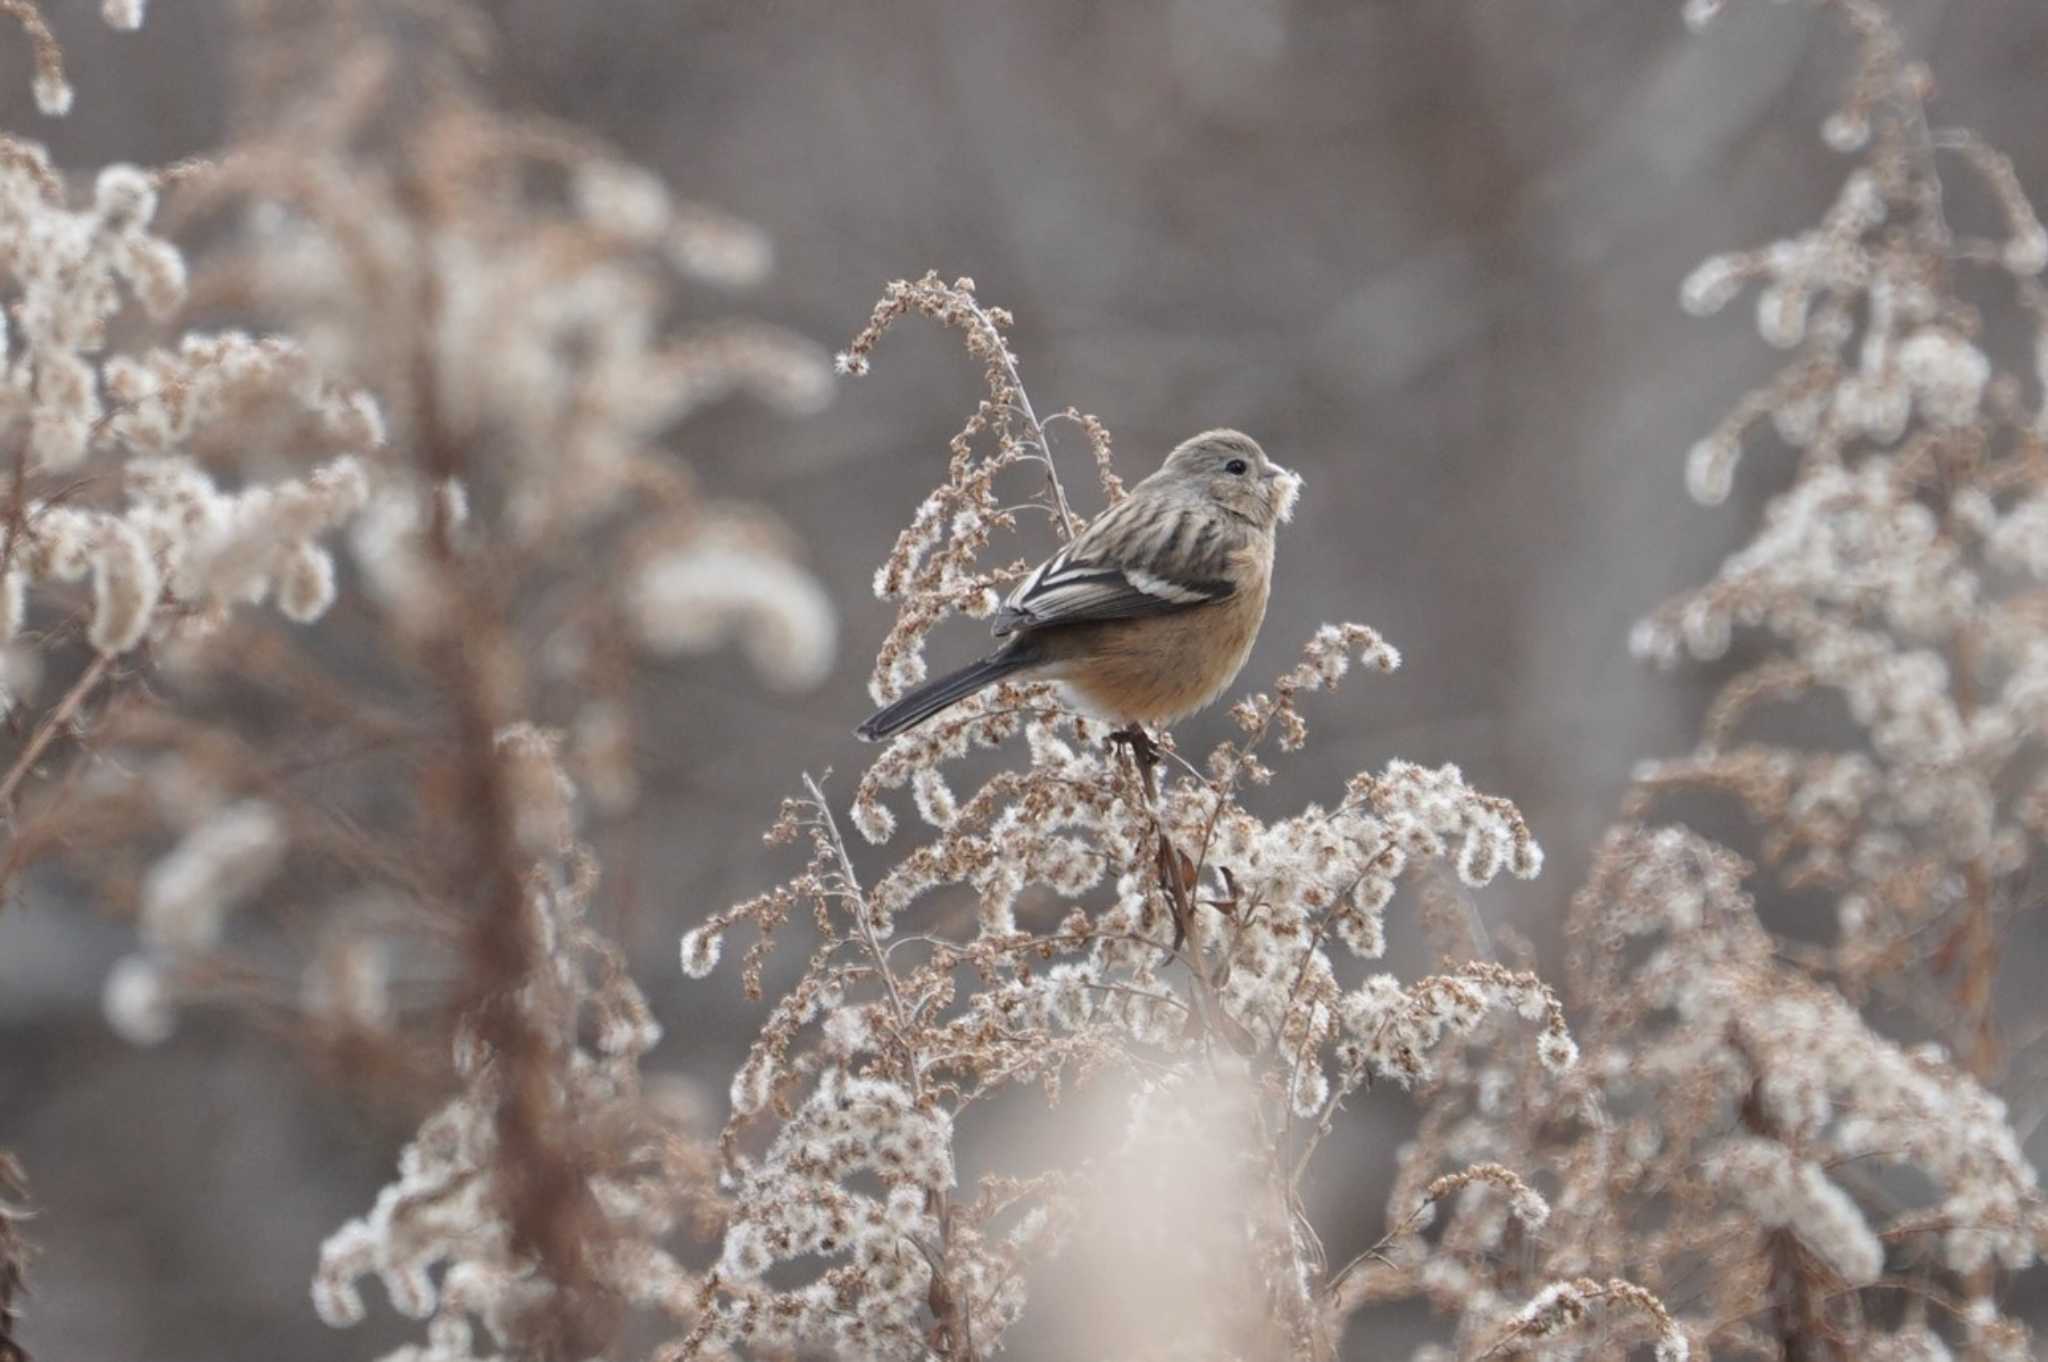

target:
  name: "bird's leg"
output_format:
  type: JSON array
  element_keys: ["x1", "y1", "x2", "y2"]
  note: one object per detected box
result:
[
  {"x1": 1110, "y1": 724, "x2": 1187, "y2": 953},
  {"x1": 1108, "y1": 723, "x2": 1161, "y2": 804}
]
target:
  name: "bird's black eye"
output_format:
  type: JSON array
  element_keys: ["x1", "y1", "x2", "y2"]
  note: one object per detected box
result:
[{"x1": 1225, "y1": 458, "x2": 1249, "y2": 476}]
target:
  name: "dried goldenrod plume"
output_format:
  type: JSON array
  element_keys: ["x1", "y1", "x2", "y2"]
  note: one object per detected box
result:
[
  {"x1": 1349, "y1": 4, "x2": 2048, "y2": 1360},
  {"x1": 679, "y1": 279, "x2": 1560, "y2": 1361},
  {"x1": 0, "y1": 3, "x2": 830, "y2": 1360},
  {"x1": 1628, "y1": 0, "x2": 2048, "y2": 1082}
]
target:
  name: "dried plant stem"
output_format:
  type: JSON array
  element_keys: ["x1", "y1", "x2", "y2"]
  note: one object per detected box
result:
[
  {"x1": 957, "y1": 293, "x2": 1076, "y2": 540},
  {"x1": 1322, "y1": 1193, "x2": 1442, "y2": 1311},
  {"x1": 0, "y1": 652, "x2": 114, "y2": 817},
  {"x1": 803, "y1": 772, "x2": 917, "y2": 1081},
  {"x1": 0, "y1": 440, "x2": 28, "y2": 587},
  {"x1": 410, "y1": 317, "x2": 617, "y2": 1357},
  {"x1": 800, "y1": 772, "x2": 979, "y2": 1362},
  {"x1": 0, "y1": 1150, "x2": 28, "y2": 1362},
  {"x1": 0, "y1": 0, "x2": 65, "y2": 110}
]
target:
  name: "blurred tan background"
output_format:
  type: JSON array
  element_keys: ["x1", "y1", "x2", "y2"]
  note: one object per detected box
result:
[{"x1": 4, "y1": 1, "x2": 2046, "y2": 1357}]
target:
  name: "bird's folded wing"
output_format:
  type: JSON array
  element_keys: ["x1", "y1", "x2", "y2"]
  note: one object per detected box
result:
[{"x1": 992, "y1": 547, "x2": 1233, "y2": 636}]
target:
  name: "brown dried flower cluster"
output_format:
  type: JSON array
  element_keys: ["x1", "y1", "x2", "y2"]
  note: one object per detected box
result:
[
  {"x1": 843, "y1": 273, "x2": 1122, "y2": 709},
  {"x1": 683, "y1": 279, "x2": 1569, "y2": 1360},
  {"x1": 1636, "y1": 5, "x2": 2048, "y2": 1080},
  {"x1": 0, "y1": 4, "x2": 829, "y2": 1360},
  {"x1": 1345, "y1": 3, "x2": 2048, "y2": 1360}
]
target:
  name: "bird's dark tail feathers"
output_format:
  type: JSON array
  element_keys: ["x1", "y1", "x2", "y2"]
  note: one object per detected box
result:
[{"x1": 856, "y1": 654, "x2": 1034, "y2": 741}]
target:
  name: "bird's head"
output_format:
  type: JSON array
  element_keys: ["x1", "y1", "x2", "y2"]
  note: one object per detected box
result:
[{"x1": 1159, "y1": 429, "x2": 1301, "y2": 530}]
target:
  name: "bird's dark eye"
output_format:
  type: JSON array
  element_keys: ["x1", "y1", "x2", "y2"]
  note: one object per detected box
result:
[{"x1": 1225, "y1": 458, "x2": 1249, "y2": 476}]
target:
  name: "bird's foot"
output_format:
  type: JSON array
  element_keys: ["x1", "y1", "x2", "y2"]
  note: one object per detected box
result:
[{"x1": 1109, "y1": 723, "x2": 1161, "y2": 803}]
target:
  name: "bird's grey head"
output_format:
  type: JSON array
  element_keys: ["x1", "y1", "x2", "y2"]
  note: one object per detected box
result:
[{"x1": 1159, "y1": 429, "x2": 1301, "y2": 529}]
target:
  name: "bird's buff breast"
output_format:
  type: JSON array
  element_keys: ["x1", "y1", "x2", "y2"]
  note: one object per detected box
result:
[{"x1": 1044, "y1": 574, "x2": 1271, "y2": 727}]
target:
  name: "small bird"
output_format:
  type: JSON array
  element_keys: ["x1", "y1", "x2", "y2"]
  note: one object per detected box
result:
[{"x1": 857, "y1": 429, "x2": 1299, "y2": 742}]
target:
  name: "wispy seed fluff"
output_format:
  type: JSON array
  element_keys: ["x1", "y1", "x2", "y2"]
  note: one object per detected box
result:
[
  {"x1": 679, "y1": 925, "x2": 723, "y2": 979},
  {"x1": 88, "y1": 518, "x2": 159, "y2": 653},
  {"x1": 101, "y1": 953, "x2": 174, "y2": 1045},
  {"x1": 627, "y1": 526, "x2": 836, "y2": 691},
  {"x1": 494, "y1": 724, "x2": 577, "y2": 856},
  {"x1": 278, "y1": 543, "x2": 338, "y2": 623},
  {"x1": 0, "y1": 570, "x2": 25, "y2": 643},
  {"x1": 33, "y1": 73, "x2": 74, "y2": 119},
  {"x1": 139, "y1": 799, "x2": 287, "y2": 955}
]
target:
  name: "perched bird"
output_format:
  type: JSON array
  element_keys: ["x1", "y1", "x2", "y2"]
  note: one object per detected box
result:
[{"x1": 857, "y1": 429, "x2": 1299, "y2": 741}]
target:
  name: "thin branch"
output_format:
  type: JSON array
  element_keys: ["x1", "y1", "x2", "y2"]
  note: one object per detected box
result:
[
  {"x1": 957, "y1": 293, "x2": 1076, "y2": 539},
  {"x1": 0, "y1": 650, "x2": 115, "y2": 816}
]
